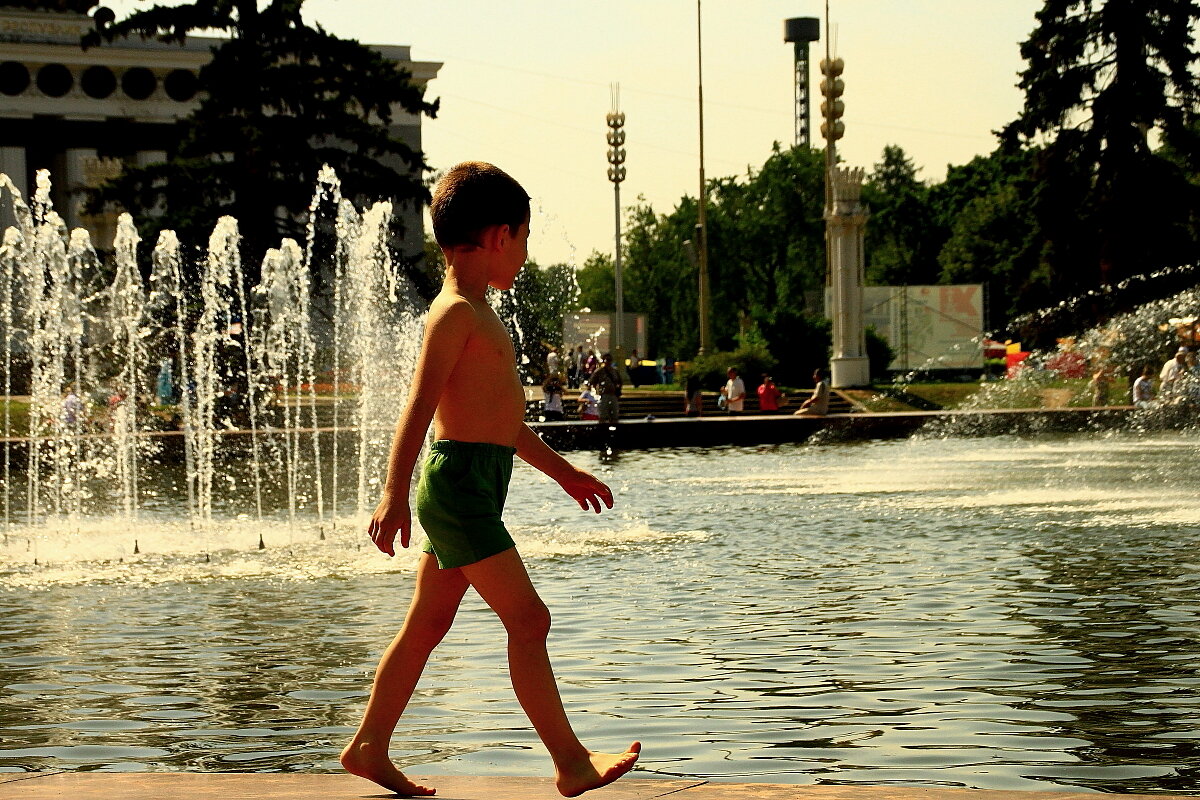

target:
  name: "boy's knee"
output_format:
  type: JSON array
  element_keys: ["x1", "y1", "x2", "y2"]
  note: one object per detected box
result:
[
  {"x1": 505, "y1": 601, "x2": 551, "y2": 643},
  {"x1": 405, "y1": 610, "x2": 456, "y2": 649}
]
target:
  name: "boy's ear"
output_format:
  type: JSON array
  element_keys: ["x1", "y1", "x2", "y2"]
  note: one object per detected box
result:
[{"x1": 478, "y1": 223, "x2": 509, "y2": 252}]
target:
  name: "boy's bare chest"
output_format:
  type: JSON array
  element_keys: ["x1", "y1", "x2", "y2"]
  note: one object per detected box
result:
[{"x1": 465, "y1": 311, "x2": 516, "y2": 364}]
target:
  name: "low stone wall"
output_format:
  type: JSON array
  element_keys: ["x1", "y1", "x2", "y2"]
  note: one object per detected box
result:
[{"x1": 531, "y1": 406, "x2": 1148, "y2": 452}]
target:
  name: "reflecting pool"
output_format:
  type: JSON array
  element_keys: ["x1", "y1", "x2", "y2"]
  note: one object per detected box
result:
[{"x1": 2, "y1": 430, "x2": 1199, "y2": 793}]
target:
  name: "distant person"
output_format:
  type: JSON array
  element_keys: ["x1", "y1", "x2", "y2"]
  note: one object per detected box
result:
[
  {"x1": 156, "y1": 359, "x2": 174, "y2": 405},
  {"x1": 342, "y1": 162, "x2": 639, "y2": 798},
  {"x1": 1182, "y1": 351, "x2": 1200, "y2": 403},
  {"x1": 577, "y1": 381, "x2": 600, "y2": 421},
  {"x1": 584, "y1": 349, "x2": 598, "y2": 375},
  {"x1": 1160, "y1": 347, "x2": 1188, "y2": 399},
  {"x1": 757, "y1": 374, "x2": 783, "y2": 413},
  {"x1": 1088, "y1": 367, "x2": 1111, "y2": 407},
  {"x1": 590, "y1": 352, "x2": 623, "y2": 424},
  {"x1": 628, "y1": 349, "x2": 641, "y2": 388},
  {"x1": 720, "y1": 367, "x2": 745, "y2": 414},
  {"x1": 62, "y1": 388, "x2": 84, "y2": 430},
  {"x1": 106, "y1": 387, "x2": 125, "y2": 432},
  {"x1": 794, "y1": 368, "x2": 830, "y2": 416},
  {"x1": 566, "y1": 345, "x2": 580, "y2": 388},
  {"x1": 542, "y1": 374, "x2": 565, "y2": 421},
  {"x1": 684, "y1": 374, "x2": 703, "y2": 417},
  {"x1": 1132, "y1": 365, "x2": 1155, "y2": 408},
  {"x1": 546, "y1": 347, "x2": 560, "y2": 379},
  {"x1": 573, "y1": 345, "x2": 586, "y2": 388}
]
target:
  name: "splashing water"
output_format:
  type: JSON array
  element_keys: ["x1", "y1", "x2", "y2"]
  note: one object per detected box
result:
[
  {"x1": 0, "y1": 168, "x2": 424, "y2": 554},
  {"x1": 884, "y1": 270, "x2": 1200, "y2": 439}
]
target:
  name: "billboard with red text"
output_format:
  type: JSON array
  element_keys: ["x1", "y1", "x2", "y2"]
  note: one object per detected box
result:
[{"x1": 859, "y1": 285, "x2": 985, "y2": 371}]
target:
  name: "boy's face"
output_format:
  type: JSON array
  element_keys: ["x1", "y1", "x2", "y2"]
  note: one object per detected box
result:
[{"x1": 489, "y1": 215, "x2": 530, "y2": 290}]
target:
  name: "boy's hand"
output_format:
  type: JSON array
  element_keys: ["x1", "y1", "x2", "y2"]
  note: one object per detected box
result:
[
  {"x1": 558, "y1": 467, "x2": 614, "y2": 514},
  {"x1": 367, "y1": 495, "x2": 411, "y2": 557}
]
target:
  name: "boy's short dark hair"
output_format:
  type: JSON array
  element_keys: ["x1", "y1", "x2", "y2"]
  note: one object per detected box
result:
[{"x1": 431, "y1": 161, "x2": 531, "y2": 249}]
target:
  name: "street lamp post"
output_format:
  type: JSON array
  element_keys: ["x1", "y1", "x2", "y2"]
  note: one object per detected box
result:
[
  {"x1": 695, "y1": 0, "x2": 711, "y2": 356},
  {"x1": 606, "y1": 86, "x2": 627, "y2": 373}
]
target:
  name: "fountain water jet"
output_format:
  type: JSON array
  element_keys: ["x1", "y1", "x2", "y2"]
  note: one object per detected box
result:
[{"x1": 0, "y1": 167, "x2": 425, "y2": 554}]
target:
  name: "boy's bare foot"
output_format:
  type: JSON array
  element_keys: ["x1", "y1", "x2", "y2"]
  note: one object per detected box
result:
[
  {"x1": 555, "y1": 742, "x2": 642, "y2": 797},
  {"x1": 340, "y1": 740, "x2": 436, "y2": 797}
]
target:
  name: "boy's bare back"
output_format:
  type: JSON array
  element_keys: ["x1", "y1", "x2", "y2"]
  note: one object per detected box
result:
[{"x1": 429, "y1": 289, "x2": 527, "y2": 447}]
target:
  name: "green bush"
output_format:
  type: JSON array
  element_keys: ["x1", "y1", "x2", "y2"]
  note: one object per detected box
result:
[
  {"x1": 759, "y1": 310, "x2": 831, "y2": 387},
  {"x1": 865, "y1": 325, "x2": 895, "y2": 381},
  {"x1": 682, "y1": 327, "x2": 778, "y2": 392}
]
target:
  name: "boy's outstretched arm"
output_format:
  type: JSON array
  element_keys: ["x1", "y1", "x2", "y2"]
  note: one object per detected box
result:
[
  {"x1": 368, "y1": 299, "x2": 476, "y2": 556},
  {"x1": 516, "y1": 424, "x2": 613, "y2": 513}
]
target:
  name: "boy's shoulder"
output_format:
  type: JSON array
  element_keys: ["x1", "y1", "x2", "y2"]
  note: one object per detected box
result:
[{"x1": 429, "y1": 288, "x2": 487, "y2": 323}]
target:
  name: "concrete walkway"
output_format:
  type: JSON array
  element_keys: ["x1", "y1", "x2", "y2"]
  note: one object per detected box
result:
[{"x1": 1, "y1": 773, "x2": 1193, "y2": 800}]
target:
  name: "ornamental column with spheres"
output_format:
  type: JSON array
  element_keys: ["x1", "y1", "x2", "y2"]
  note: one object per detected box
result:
[{"x1": 820, "y1": 55, "x2": 870, "y2": 388}]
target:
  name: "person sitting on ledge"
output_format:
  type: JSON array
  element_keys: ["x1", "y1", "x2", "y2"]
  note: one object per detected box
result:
[
  {"x1": 577, "y1": 381, "x2": 600, "y2": 421},
  {"x1": 757, "y1": 374, "x2": 783, "y2": 413},
  {"x1": 542, "y1": 373, "x2": 565, "y2": 421},
  {"x1": 1132, "y1": 364, "x2": 1155, "y2": 409},
  {"x1": 794, "y1": 368, "x2": 830, "y2": 416}
]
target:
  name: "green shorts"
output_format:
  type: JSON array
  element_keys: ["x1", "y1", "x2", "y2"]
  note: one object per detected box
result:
[{"x1": 416, "y1": 440, "x2": 517, "y2": 569}]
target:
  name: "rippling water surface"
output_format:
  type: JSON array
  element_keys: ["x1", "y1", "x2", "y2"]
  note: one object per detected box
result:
[{"x1": 2, "y1": 430, "x2": 1200, "y2": 792}]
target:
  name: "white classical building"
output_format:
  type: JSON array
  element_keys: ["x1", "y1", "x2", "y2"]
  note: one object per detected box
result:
[{"x1": 0, "y1": 4, "x2": 440, "y2": 250}]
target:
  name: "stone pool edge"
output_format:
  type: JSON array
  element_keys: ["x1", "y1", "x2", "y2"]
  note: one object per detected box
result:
[
  {"x1": 3, "y1": 772, "x2": 1195, "y2": 800},
  {"x1": 530, "y1": 405, "x2": 1158, "y2": 451}
]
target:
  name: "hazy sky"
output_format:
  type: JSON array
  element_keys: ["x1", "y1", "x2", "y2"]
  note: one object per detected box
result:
[{"x1": 108, "y1": 0, "x2": 1045, "y2": 266}]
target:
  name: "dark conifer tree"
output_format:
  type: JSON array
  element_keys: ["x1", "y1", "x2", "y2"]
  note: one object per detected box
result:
[
  {"x1": 863, "y1": 145, "x2": 944, "y2": 286},
  {"x1": 83, "y1": 0, "x2": 438, "y2": 283},
  {"x1": 1004, "y1": 0, "x2": 1200, "y2": 301}
]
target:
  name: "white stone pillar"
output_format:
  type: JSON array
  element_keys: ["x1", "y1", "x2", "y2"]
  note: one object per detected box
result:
[
  {"x1": 135, "y1": 150, "x2": 168, "y2": 219},
  {"x1": 0, "y1": 146, "x2": 27, "y2": 230},
  {"x1": 64, "y1": 148, "x2": 98, "y2": 231},
  {"x1": 136, "y1": 150, "x2": 167, "y2": 167},
  {"x1": 826, "y1": 166, "x2": 871, "y2": 388}
]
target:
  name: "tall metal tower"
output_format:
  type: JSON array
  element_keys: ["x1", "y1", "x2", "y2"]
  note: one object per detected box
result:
[{"x1": 783, "y1": 17, "x2": 820, "y2": 147}]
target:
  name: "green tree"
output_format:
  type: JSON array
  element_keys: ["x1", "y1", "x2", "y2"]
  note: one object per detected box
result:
[
  {"x1": 84, "y1": 0, "x2": 438, "y2": 277},
  {"x1": 932, "y1": 147, "x2": 1042, "y2": 330},
  {"x1": 620, "y1": 144, "x2": 827, "y2": 372},
  {"x1": 575, "y1": 250, "x2": 615, "y2": 311},
  {"x1": 495, "y1": 261, "x2": 579, "y2": 384},
  {"x1": 704, "y1": 144, "x2": 826, "y2": 352},
  {"x1": 863, "y1": 145, "x2": 943, "y2": 286},
  {"x1": 1004, "y1": 0, "x2": 1200, "y2": 298},
  {"x1": 622, "y1": 196, "x2": 701, "y2": 360}
]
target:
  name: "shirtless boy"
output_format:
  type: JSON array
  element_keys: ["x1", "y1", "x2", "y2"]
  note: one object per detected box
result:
[{"x1": 340, "y1": 162, "x2": 641, "y2": 797}]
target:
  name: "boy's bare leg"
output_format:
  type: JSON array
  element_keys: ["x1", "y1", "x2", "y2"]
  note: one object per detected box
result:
[
  {"x1": 461, "y1": 548, "x2": 640, "y2": 797},
  {"x1": 341, "y1": 552, "x2": 470, "y2": 797}
]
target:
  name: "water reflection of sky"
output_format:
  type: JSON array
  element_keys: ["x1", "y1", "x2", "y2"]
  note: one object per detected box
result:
[{"x1": 2, "y1": 430, "x2": 1200, "y2": 792}]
